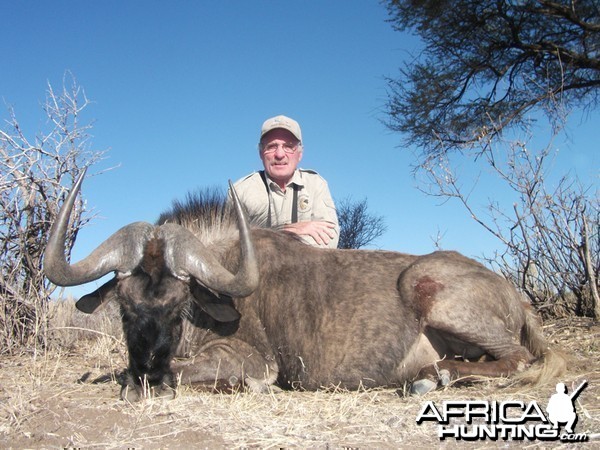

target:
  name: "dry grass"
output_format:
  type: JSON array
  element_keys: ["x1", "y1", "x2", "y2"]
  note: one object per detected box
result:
[{"x1": 0, "y1": 304, "x2": 598, "y2": 448}]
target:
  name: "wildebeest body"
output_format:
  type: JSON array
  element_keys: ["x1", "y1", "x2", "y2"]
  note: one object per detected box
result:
[
  {"x1": 44, "y1": 172, "x2": 564, "y2": 400},
  {"x1": 205, "y1": 232, "x2": 422, "y2": 390},
  {"x1": 176, "y1": 229, "x2": 541, "y2": 393}
]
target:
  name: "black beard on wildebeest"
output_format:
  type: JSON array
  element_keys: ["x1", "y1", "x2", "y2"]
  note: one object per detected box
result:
[{"x1": 44, "y1": 170, "x2": 565, "y2": 401}]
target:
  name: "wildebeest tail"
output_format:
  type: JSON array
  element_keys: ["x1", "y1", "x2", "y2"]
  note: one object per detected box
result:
[{"x1": 517, "y1": 305, "x2": 567, "y2": 385}]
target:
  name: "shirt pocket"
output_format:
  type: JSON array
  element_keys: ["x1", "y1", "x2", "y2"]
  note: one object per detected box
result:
[{"x1": 297, "y1": 193, "x2": 313, "y2": 221}]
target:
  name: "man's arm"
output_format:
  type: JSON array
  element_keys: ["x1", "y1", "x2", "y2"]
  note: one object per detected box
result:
[
  {"x1": 284, "y1": 174, "x2": 339, "y2": 248},
  {"x1": 282, "y1": 220, "x2": 337, "y2": 247}
]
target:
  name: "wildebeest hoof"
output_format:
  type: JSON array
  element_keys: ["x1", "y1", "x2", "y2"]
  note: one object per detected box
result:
[
  {"x1": 410, "y1": 379, "x2": 438, "y2": 396},
  {"x1": 121, "y1": 384, "x2": 142, "y2": 402},
  {"x1": 120, "y1": 383, "x2": 176, "y2": 402},
  {"x1": 154, "y1": 384, "x2": 177, "y2": 399},
  {"x1": 439, "y1": 369, "x2": 451, "y2": 386},
  {"x1": 244, "y1": 375, "x2": 280, "y2": 394}
]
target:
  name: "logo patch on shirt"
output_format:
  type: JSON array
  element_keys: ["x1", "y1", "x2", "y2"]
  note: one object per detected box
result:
[{"x1": 298, "y1": 194, "x2": 310, "y2": 212}]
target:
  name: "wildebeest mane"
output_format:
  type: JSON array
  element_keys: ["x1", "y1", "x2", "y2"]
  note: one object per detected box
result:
[
  {"x1": 157, "y1": 187, "x2": 239, "y2": 245},
  {"x1": 158, "y1": 186, "x2": 230, "y2": 226},
  {"x1": 157, "y1": 186, "x2": 302, "y2": 245}
]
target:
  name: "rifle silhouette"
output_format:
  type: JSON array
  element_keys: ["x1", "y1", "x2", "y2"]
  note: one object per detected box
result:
[{"x1": 569, "y1": 380, "x2": 587, "y2": 401}]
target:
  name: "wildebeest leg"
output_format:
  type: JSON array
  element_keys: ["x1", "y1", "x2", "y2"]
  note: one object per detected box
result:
[
  {"x1": 401, "y1": 265, "x2": 538, "y2": 395},
  {"x1": 173, "y1": 337, "x2": 279, "y2": 393},
  {"x1": 412, "y1": 323, "x2": 535, "y2": 394}
]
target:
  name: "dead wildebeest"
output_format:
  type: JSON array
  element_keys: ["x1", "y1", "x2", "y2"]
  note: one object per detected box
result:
[{"x1": 44, "y1": 171, "x2": 565, "y2": 401}]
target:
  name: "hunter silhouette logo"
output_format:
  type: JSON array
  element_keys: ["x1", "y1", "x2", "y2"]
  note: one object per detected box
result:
[
  {"x1": 416, "y1": 380, "x2": 590, "y2": 442},
  {"x1": 546, "y1": 380, "x2": 587, "y2": 434}
]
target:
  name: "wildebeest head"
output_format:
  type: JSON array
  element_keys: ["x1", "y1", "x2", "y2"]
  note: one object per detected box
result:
[{"x1": 44, "y1": 169, "x2": 259, "y2": 400}]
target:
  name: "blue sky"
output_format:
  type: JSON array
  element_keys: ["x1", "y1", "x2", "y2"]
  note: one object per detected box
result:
[{"x1": 2, "y1": 1, "x2": 598, "y2": 298}]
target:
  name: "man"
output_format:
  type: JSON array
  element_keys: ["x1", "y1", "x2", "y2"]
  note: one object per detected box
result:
[
  {"x1": 231, "y1": 115, "x2": 339, "y2": 248},
  {"x1": 546, "y1": 382, "x2": 578, "y2": 434}
]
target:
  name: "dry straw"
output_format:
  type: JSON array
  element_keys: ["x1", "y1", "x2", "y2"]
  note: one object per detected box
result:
[{"x1": 0, "y1": 306, "x2": 598, "y2": 448}]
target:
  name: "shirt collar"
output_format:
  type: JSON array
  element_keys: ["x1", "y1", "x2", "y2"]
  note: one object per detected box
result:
[{"x1": 266, "y1": 169, "x2": 305, "y2": 192}]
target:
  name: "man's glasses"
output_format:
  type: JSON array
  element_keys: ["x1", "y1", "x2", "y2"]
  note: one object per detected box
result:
[{"x1": 262, "y1": 142, "x2": 300, "y2": 155}]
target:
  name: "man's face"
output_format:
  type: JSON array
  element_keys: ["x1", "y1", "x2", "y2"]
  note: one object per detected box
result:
[{"x1": 259, "y1": 128, "x2": 302, "y2": 188}]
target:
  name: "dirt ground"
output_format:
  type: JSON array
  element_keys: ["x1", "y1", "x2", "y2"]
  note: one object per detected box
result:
[{"x1": 0, "y1": 317, "x2": 598, "y2": 449}]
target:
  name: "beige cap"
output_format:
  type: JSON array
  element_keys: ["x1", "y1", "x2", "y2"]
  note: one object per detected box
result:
[{"x1": 260, "y1": 115, "x2": 302, "y2": 142}]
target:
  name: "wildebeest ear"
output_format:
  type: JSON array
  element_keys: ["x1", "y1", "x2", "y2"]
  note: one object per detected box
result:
[
  {"x1": 190, "y1": 282, "x2": 241, "y2": 322},
  {"x1": 200, "y1": 301, "x2": 241, "y2": 322},
  {"x1": 75, "y1": 278, "x2": 118, "y2": 314}
]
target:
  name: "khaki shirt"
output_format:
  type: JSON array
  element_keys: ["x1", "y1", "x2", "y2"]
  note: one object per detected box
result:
[{"x1": 231, "y1": 169, "x2": 339, "y2": 248}]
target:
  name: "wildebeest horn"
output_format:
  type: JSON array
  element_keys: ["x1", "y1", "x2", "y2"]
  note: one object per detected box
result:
[
  {"x1": 158, "y1": 181, "x2": 259, "y2": 297},
  {"x1": 44, "y1": 168, "x2": 155, "y2": 286}
]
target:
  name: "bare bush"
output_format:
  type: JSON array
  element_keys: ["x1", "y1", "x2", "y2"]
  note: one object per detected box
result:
[
  {"x1": 0, "y1": 74, "x2": 104, "y2": 352},
  {"x1": 337, "y1": 197, "x2": 387, "y2": 249},
  {"x1": 421, "y1": 133, "x2": 599, "y2": 319}
]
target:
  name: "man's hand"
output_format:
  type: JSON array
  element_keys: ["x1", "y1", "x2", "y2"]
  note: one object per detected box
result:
[{"x1": 281, "y1": 221, "x2": 336, "y2": 247}]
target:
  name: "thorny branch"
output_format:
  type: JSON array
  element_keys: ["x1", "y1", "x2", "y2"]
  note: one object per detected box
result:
[
  {"x1": 0, "y1": 73, "x2": 106, "y2": 352},
  {"x1": 421, "y1": 130, "x2": 599, "y2": 319}
]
